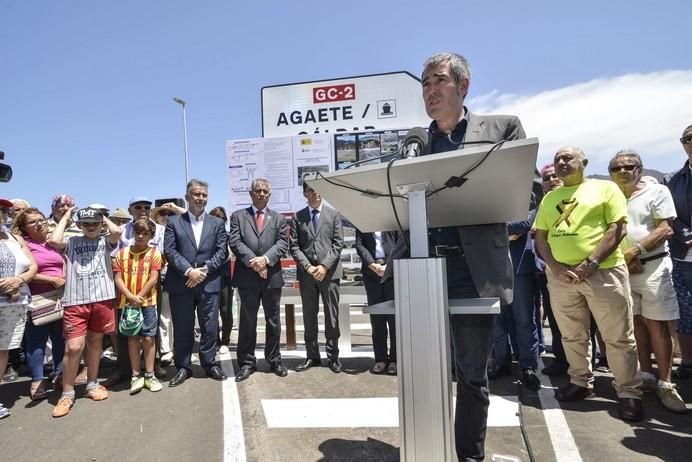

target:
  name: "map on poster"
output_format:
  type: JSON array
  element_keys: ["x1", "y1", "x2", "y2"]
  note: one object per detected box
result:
[{"x1": 226, "y1": 134, "x2": 333, "y2": 214}]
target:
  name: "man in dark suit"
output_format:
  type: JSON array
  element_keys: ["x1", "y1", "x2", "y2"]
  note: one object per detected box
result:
[
  {"x1": 389, "y1": 52, "x2": 527, "y2": 461},
  {"x1": 355, "y1": 230, "x2": 398, "y2": 374},
  {"x1": 291, "y1": 183, "x2": 344, "y2": 373},
  {"x1": 230, "y1": 178, "x2": 290, "y2": 382},
  {"x1": 164, "y1": 179, "x2": 229, "y2": 387}
]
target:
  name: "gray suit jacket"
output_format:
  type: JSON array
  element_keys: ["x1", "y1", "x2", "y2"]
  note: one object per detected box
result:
[
  {"x1": 388, "y1": 111, "x2": 526, "y2": 304},
  {"x1": 291, "y1": 204, "x2": 344, "y2": 282},
  {"x1": 229, "y1": 206, "x2": 289, "y2": 289},
  {"x1": 164, "y1": 213, "x2": 228, "y2": 295}
]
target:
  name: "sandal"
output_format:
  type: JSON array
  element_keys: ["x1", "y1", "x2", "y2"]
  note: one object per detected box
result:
[{"x1": 29, "y1": 381, "x2": 49, "y2": 401}]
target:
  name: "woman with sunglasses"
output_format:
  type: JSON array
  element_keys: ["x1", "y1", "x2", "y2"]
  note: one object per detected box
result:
[
  {"x1": 0, "y1": 199, "x2": 38, "y2": 419},
  {"x1": 11, "y1": 208, "x2": 66, "y2": 401}
]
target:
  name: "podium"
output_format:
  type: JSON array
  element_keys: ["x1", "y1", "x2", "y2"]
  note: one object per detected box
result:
[{"x1": 304, "y1": 138, "x2": 539, "y2": 461}]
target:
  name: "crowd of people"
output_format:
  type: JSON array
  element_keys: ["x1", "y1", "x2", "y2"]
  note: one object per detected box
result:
[{"x1": 0, "y1": 51, "x2": 690, "y2": 462}]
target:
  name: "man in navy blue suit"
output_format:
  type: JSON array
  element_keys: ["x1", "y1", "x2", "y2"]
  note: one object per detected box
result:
[{"x1": 164, "y1": 179, "x2": 228, "y2": 387}]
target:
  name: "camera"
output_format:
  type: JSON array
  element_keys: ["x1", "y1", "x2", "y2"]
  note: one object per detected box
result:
[{"x1": 0, "y1": 151, "x2": 12, "y2": 183}]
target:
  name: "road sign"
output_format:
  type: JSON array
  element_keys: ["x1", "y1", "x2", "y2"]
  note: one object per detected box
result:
[{"x1": 262, "y1": 72, "x2": 430, "y2": 137}]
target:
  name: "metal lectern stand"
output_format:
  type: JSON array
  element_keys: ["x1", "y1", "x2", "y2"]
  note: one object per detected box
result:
[{"x1": 304, "y1": 138, "x2": 539, "y2": 462}]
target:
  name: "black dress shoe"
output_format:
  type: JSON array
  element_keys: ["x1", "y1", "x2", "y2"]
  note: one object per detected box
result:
[
  {"x1": 295, "y1": 358, "x2": 319, "y2": 372},
  {"x1": 541, "y1": 362, "x2": 568, "y2": 376},
  {"x1": 103, "y1": 369, "x2": 130, "y2": 387},
  {"x1": 618, "y1": 398, "x2": 643, "y2": 422},
  {"x1": 555, "y1": 383, "x2": 594, "y2": 402},
  {"x1": 387, "y1": 362, "x2": 397, "y2": 375},
  {"x1": 522, "y1": 368, "x2": 541, "y2": 391},
  {"x1": 207, "y1": 366, "x2": 227, "y2": 381},
  {"x1": 487, "y1": 365, "x2": 511, "y2": 380},
  {"x1": 169, "y1": 368, "x2": 189, "y2": 388},
  {"x1": 235, "y1": 366, "x2": 256, "y2": 382},
  {"x1": 370, "y1": 361, "x2": 387, "y2": 374},
  {"x1": 271, "y1": 363, "x2": 288, "y2": 377},
  {"x1": 328, "y1": 359, "x2": 342, "y2": 373}
]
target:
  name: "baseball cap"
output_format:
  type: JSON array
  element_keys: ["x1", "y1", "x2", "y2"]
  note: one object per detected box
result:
[
  {"x1": 0, "y1": 198, "x2": 12, "y2": 208},
  {"x1": 88, "y1": 203, "x2": 109, "y2": 211},
  {"x1": 110, "y1": 208, "x2": 131, "y2": 220},
  {"x1": 75, "y1": 207, "x2": 104, "y2": 223},
  {"x1": 129, "y1": 196, "x2": 152, "y2": 206}
]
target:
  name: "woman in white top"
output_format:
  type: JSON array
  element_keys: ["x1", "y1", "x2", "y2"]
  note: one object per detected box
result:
[{"x1": 0, "y1": 198, "x2": 37, "y2": 420}]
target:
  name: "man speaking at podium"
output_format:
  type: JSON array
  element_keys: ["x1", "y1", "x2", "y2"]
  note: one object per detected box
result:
[{"x1": 420, "y1": 52, "x2": 525, "y2": 461}]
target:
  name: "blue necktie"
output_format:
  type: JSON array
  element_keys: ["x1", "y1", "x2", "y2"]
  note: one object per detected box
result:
[{"x1": 311, "y1": 209, "x2": 319, "y2": 233}]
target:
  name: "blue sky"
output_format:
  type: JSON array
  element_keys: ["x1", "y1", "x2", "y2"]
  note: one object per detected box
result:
[{"x1": 1, "y1": 1, "x2": 690, "y2": 214}]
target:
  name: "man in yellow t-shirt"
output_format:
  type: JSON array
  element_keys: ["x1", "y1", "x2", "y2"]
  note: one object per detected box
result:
[{"x1": 534, "y1": 146, "x2": 643, "y2": 422}]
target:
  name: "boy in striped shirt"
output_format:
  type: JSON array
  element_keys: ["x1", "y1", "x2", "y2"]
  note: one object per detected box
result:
[
  {"x1": 113, "y1": 218, "x2": 163, "y2": 394},
  {"x1": 48, "y1": 206, "x2": 122, "y2": 418}
]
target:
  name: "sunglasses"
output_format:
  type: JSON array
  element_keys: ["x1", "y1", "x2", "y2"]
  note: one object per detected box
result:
[
  {"x1": 80, "y1": 222, "x2": 101, "y2": 228},
  {"x1": 542, "y1": 174, "x2": 558, "y2": 182},
  {"x1": 681, "y1": 136, "x2": 692, "y2": 145},
  {"x1": 609, "y1": 164, "x2": 640, "y2": 173},
  {"x1": 132, "y1": 205, "x2": 151, "y2": 210}
]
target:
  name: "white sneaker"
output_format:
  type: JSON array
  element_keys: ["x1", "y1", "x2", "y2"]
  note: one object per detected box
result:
[
  {"x1": 160, "y1": 352, "x2": 173, "y2": 363},
  {"x1": 219, "y1": 345, "x2": 230, "y2": 355},
  {"x1": 657, "y1": 380, "x2": 687, "y2": 414}
]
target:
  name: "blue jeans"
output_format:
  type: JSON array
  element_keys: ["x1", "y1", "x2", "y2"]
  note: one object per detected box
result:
[
  {"x1": 447, "y1": 256, "x2": 495, "y2": 462},
  {"x1": 25, "y1": 318, "x2": 65, "y2": 381},
  {"x1": 492, "y1": 273, "x2": 539, "y2": 369}
]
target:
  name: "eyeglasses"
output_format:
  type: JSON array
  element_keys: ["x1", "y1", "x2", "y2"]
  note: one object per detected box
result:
[
  {"x1": 681, "y1": 136, "x2": 692, "y2": 145},
  {"x1": 609, "y1": 164, "x2": 640, "y2": 173},
  {"x1": 25, "y1": 219, "x2": 46, "y2": 227},
  {"x1": 252, "y1": 189, "x2": 270, "y2": 196},
  {"x1": 542, "y1": 174, "x2": 558, "y2": 182},
  {"x1": 132, "y1": 205, "x2": 151, "y2": 211}
]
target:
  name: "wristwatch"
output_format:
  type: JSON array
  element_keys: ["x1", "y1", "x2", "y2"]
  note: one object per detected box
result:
[
  {"x1": 585, "y1": 257, "x2": 599, "y2": 270},
  {"x1": 635, "y1": 242, "x2": 648, "y2": 256}
]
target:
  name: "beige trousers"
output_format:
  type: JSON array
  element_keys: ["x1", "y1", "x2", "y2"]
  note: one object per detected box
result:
[{"x1": 547, "y1": 264, "x2": 642, "y2": 399}]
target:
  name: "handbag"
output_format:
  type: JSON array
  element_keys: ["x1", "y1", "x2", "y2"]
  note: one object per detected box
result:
[
  {"x1": 29, "y1": 289, "x2": 64, "y2": 326},
  {"x1": 118, "y1": 304, "x2": 144, "y2": 336}
]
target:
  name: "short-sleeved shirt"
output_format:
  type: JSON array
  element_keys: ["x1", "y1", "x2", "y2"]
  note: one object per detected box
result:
[
  {"x1": 621, "y1": 183, "x2": 677, "y2": 255},
  {"x1": 534, "y1": 179, "x2": 627, "y2": 268},
  {"x1": 63, "y1": 235, "x2": 117, "y2": 306},
  {"x1": 112, "y1": 246, "x2": 162, "y2": 308},
  {"x1": 25, "y1": 238, "x2": 65, "y2": 295}
]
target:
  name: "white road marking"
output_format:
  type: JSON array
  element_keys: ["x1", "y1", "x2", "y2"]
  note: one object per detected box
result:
[
  {"x1": 220, "y1": 351, "x2": 247, "y2": 462},
  {"x1": 536, "y1": 358, "x2": 582, "y2": 462},
  {"x1": 261, "y1": 395, "x2": 519, "y2": 428}
]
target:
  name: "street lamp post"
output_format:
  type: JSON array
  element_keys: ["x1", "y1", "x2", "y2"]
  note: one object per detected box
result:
[{"x1": 173, "y1": 97, "x2": 190, "y2": 188}]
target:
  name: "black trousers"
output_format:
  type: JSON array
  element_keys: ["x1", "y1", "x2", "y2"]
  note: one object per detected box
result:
[
  {"x1": 218, "y1": 285, "x2": 234, "y2": 345},
  {"x1": 236, "y1": 287, "x2": 282, "y2": 369},
  {"x1": 363, "y1": 278, "x2": 396, "y2": 362},
  {"x1": 299, "y1": 277, "x2": 340, "y2": 360},
  {"x1": 169, "y1": 288, "x2": 219, "y2": 373}
]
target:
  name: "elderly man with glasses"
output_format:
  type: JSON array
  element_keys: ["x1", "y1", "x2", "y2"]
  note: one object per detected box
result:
[
  {"x1": 663, "y1": 124, "x2": 692, "y2": 380},
  {"x1": 610, "y1": 150, "x2": 686, "y2": 414}
]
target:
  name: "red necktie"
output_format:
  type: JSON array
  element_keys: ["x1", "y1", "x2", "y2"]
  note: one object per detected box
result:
[{"x1": 256, "y1": 210, "x2": 264, "y2": 232}]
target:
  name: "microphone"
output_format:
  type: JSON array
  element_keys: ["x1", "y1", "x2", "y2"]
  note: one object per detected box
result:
[{"x1": 403, "y1": 127, "x2": 428, "y2": 158}]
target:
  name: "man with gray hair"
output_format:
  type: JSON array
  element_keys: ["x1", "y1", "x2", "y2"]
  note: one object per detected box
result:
[
  {"x1": 534, "y1": 146, "x2": 643, "y2": 421},
  {"x1": 164, "y1": 179, "x2": 229, "y2": 387},
  {"x1": 609, "y1": 150, "x2": 686, "y2": 413},
  {"x1": 230, "y1": 178, "x2": 290, "y2": 382},
  {"x1": 387, "y1": 51, "x2": 527, "y2": 461}
]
